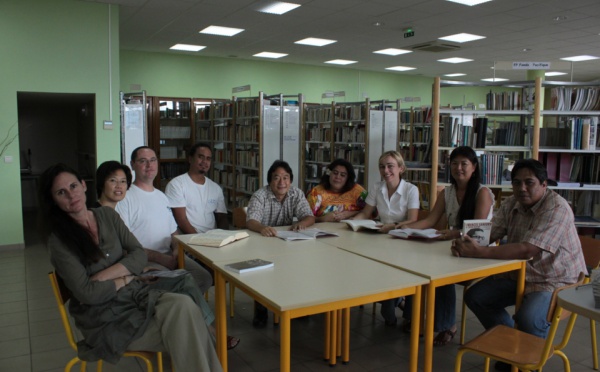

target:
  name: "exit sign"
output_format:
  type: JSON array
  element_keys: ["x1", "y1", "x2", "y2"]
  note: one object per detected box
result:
[{"x1": 404, "y1": 30, "x2": 414, "y2": 38}]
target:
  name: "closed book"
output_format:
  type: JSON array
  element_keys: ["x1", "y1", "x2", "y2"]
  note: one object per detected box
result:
[
  {"x1": 224, "y1": 258, "x2": 274, "y2": 273},
  {"x1": 462, "y1": 219, "x2": 492, "y2": 246}
]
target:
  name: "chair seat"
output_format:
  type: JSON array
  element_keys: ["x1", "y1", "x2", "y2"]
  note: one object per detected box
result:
[{"x1": 461, "y1": 325, "x2": 551, "y2": 366}]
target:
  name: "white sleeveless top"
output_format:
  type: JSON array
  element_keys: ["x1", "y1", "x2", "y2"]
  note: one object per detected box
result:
[{"x1": 445, "y1": 184, "x2": 494, "y2": 229}]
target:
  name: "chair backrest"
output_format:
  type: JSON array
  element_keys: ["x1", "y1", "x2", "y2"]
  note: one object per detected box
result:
[
  {"x1": 579, "y1": 235, "x2": 600, "y2": 271},
  {"x1": 232, "y1": 207, "x2": 248, "y2": 228},
  {"x1": 48, "y1": 271, "x2": 78, "y2": 351},
  {"x1": 546, "y1": 272, "x2": 585, "y2": 323}
]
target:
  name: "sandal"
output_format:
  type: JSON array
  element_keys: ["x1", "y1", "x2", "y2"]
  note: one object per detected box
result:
[
  {"x1": 227, "y1": 336, "x2": 240, "y2": 350},
  {"x1": 433, "y1": 328, "x2": 456, "y2": 346}
]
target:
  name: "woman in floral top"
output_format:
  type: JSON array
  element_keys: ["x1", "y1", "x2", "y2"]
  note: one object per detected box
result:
[{"x1": 306, "y1": 159, "x2": 367, "y2": 222}]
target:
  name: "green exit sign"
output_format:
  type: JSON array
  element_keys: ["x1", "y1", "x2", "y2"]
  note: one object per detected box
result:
[{"x1": 404, "y1": 30, "x2": 415, "y2": 38}]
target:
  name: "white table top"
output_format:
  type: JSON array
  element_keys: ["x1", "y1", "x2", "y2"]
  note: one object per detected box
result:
[
  {"x1": 214, "y1": 247, "x2": 428, "y2": 312},
  {"x1": 176, "y1": 227, "x2": 333, "y2": 265},
  {"x1": 558, "y1": 284, "x2": 600, "y2": 322},
  {"x1": 316, "y1": 222, "x2": 523, "y2": 281}
]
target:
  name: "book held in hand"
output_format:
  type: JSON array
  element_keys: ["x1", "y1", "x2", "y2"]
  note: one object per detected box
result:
[
  {"x1": 224, "y1": 258, "x2": 274, "y2": 274},
  {"x1": 340, "y1": 219, "x2": 382, "y2": 232},
  {"x1": 388, "y1": 228, "x2": 440, "y2": 240},
  {"x1": 276, "y1": 228, "x2": 339, "y2": 241},
  {"x1": 188, "y1": 229, "x2": 249, "y2": 248},
  {"x1": 462, "y1": 219, "x2": 492, "y2": 246}
]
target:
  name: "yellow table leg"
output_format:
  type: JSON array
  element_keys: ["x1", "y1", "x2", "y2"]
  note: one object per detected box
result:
[
  {"x1": 410, "y1": 286, "x2": 422, "y2": 372},
  {"x1": 329, "y1": 310, "x2": 338, "y2": 366},
  {"x1": 214, "y1": 271, "x2": 228, "y2": 372},
  {"x1": 424, "y1": 283, "x2": 435, "y2": 372},
  {"x1": 342, "y1": 307, "x2": 350, "y2": 364},
  {"x1": 324, "y1": 312, "x2": 331, "y2": 360},
  {"x1": 280, "y1": 311, "x2": 291, "y2": 372}
]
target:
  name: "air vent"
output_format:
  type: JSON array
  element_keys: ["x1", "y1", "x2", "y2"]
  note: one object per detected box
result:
[{"x1": 410, "y1": 41, "x2": 460, "y2": 53}]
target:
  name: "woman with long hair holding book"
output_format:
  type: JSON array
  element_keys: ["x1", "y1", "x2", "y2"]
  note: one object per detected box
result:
[
  {"x1": 39, "y1": 163, "x2": 222, "y2": 371},
  {"x1": 306, "y1": 158, "x2": 367, "y2": 222},
  {"x1": 351, "y1": 150, "x2": 420, "y2": 326},
  {"x1": 403, "y1": 146, "x2": 494, "y2": 346}
]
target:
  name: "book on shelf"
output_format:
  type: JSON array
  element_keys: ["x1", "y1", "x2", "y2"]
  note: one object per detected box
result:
[
  {"x1": 276, "y1": 228, "x2": 339, "y2": 241},
  {"x1": 188, "y1": 229, "x2": 250, "y2": 248},
  {"x1": 388, "y1": 228, "x2": 440, "y2": 240},
  {"x1": 462, "y1": 219, "x2": 492, "y2": 246},
  {"x1": 574, "y1": 215, "x2": 600, "y2": 227},
  {"x1": 340, "y1": 219, "x2": 382, "y2": 232},
  {"x1": 224, "y1": 258, "x2": 274, "y2": 274}
]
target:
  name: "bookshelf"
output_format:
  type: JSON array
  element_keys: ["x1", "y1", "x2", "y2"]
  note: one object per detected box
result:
[{"x1": 148, "y1": 97, "x2": 194, "y2": 190}]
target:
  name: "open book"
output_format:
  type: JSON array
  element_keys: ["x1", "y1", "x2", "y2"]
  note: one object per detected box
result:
[
  {"x1": 340, "y1": 219, "x2": 382, "y2": 232},
  {"x1": 388, "y1": 228, "x2": 440, "y2": 240},
  {"x1": 462, "y1": 219, "x2": 492, "y2": 246},
  {"x1": 276, "y1": 228, "x2": 339, "y2": 241},
  {"x1": 188, "y1": 229, "x2": 249, "y2": 248},
  {"x1": 224, "y1": 258, "x2": 274, "y2": 274}
]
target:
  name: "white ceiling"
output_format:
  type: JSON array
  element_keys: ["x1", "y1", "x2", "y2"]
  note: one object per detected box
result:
[{"x1": 85, "y1": 0, "x2": 600, "y2": 82}]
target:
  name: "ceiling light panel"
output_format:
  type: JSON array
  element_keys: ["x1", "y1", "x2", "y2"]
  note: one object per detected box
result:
[
  {"x1": 560, "y1": 55, "x2": 599, "y2": 62},
  {"x1": 373, "y1": 48, "x2": 412, "y2": 56},
  {"x1": 200, "y1": 26, "x2": 244, "y2": 37},
  {"x1": 446, "y1": 0, "x2": 493, "y2": 6},
  {"x1": 295, "y1": 38, "x2": 337, "y2": 46},
  {"x1": 444, "y1": 73, "x2": 466, "y2": 77},
  {"x1": 257, "y1": 2, "x2": 301, "y2": 15},
  {"x1": 325, "y1": 59, "x2": 357, "y2": 65},
  {"x1": 438, "y1": 57, "x2": 473, "y2": 63},
  {"x1": 481, "y1": 77, "x2": 509, "y2": 81},
  {"x1": 253, "y1": 52, "x2": 288, "y2": 58},
  {"x1": 170, "y1": 44, "x2": 206, "y2": 52},
  {"x1": 385, "y1": 66, "x2": 416, "y2": 71},
  {"x1": 439, "y1": 33, "x2": 486, "y2": 43},
  {"x1": 545, "y1": 72, "x2": 567, "y2": 76}
]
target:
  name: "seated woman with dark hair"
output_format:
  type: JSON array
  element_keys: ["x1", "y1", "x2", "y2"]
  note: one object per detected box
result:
[
  {"x1": 306, "y1": 159, "x2": 367, "y2": 222},
  {"x1": 95, "y1": 161, "x2": 132, "y2": 208},
  {"x1": 39, "y1": 163, "x2": 222, "y2": 371}
]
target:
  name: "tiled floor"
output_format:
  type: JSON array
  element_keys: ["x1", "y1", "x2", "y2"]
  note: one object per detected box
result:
[{"x1": 2, "y1": 216, "x2": 600, "y2": 372}]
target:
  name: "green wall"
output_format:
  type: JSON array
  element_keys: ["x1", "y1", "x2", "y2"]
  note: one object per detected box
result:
[
  {"x1": 120, "y1": 51, "x2": 435, "y2": 105},
  {"x1": 0, "y1": 0, "x2": 120, "y2": 247}
]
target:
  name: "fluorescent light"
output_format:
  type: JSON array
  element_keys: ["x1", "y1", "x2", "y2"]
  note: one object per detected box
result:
[
  {"x1": 481, "y1": 77, "x2": 509, "y2": 82},
  {"x1": 560, "y1": 55, "x2": 599, "y2": 62},
  {"x1": 438, "y1": 57, "x2": 473, "y2": 64},
  {"x1": 200, "y1": 26, "x2": 244, "y2": 37},
  {"x1": 253, "y1": 52, "x2": 288, "y2": 59},
  {"x1": 446, "y1": 0, "x2": 492, "y2": 5},
  {"x1": 439, "y1": 33, "x2": 486, "y2": 43},
  {"x1": 295, "y1": 37, "x2": 337, "y2": 46},
  {"x1": 170, "y1": 44, "x2": 206, "y2": 52},
  {"x1": 325, "y1": 59, "x2": 357, "y2": 65},
  {"x1": 257, "y1": 1, "x2": 300, "y2": 14},
  {"x1": 373, "y1": 48, "x2": 412, "y2": 56},
  {"x1": 444, "y1": 73, "x2": 466, "y2": 77},
  {"x1": 385, "y1": 66, "x2": 416, "y2": 71},
  {"x1": 545, "y1": 72, "x2": 568, "y2": 76}
]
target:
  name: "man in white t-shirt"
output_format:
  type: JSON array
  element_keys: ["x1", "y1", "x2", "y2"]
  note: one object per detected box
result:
[
  {"x1": 165, "y1": 142, "x2": 228, "y2": 234},
  {"x1": 115, "y1": 146, "x2": 213, "y2": 293}
]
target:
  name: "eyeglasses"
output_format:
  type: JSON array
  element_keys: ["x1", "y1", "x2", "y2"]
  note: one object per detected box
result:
[{"x1": 135, "y1": 158, "x2": 158, "y2": 165}]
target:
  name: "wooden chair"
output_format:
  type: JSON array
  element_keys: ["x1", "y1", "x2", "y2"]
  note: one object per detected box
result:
[
  {"x1": 576, "y1": 235, "x2": 600, "y2": 369},
  {"x1": 454, "y1": 272, "x2": 585, "y2": 372},
  {"x1": 48, "y1": 272, "x2": 164, "y2": 372}
]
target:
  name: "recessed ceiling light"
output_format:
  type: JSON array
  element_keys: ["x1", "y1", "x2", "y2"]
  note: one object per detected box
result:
[
  {"x1": 446, "y1": 0, "x2": 492, "y2": 6},
  {"x1": 545, "y1": 71, "x2": 568, "y2": 76},
  {"x1": 385, "y1": 66, "x2": 416, "y2": 71},
  {"x1": 325, "y1": 59, "x2": 357, "y2": 65},
  {"x1": 295, "y1": 37, "x2": 337, "y2": 46},
  {"x1": 253, "y1": 52, "x2": 288, "y2": 59},
  {"x1": 439, "y1": 33, "x2": 486, "y2": 43},
  {"x1": 553, "y1": 16, "x2": 567, "y2": 21},
  {"x1": 444, "y1": 73, "x2": 466, "y2": 77},
  {"x1": 522, "y1": 48, "x2": 532, "y2": 52},
  {"x1": 372, "y1": 21, "x2": 384, "y2": 27},
  {"x1": 438, "y1": 57, "x2": 473, "y2": 64},
  {"x1": 561, "y1": 55, "x2": 599, "y2": 62},
  {"x1": 373, "y1": 48, "x2": 412, "y2": 56},
  {"x1": 200, "y1": 26, "x2": 244, "y2": 37},
  {"x1": 170, "y1": 44, "x2": 206, "y2": 52},
  {"x1": 257, "y1": 2, "x2": 300, "y2": 15},
  {"x1": 481, "y1": 77, "x2": 509, "y2": 82}
]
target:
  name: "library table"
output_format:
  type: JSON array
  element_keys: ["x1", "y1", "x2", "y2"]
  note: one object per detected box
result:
[
  {"x1": 176, "y1": 231, "x2": 428, "y2": 372},
  {"x1": 558, "y1": 284, "x2": 600, "y2": 322},
  {"x1": 316, "y1": 222, "x2": 527, "y2": 372}
]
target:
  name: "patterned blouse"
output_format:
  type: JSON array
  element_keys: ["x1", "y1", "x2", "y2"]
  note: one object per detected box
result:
[{"x1": 306, "y1": 184, "x2": 367, "y2": 217}]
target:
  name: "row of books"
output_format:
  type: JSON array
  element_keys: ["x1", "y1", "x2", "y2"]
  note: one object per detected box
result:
[
  {"x1": 236, "y1": 99, "x2": 261, "y2": 118},
  {"x1": 304, "y1": 147, "x2": 331, "y2": 162},
  {"x1": 399, "y1": 106, "x2": 432, "y2": 124},
  {"x1": 479, "y1": 154, "x2": 509, "y2": 185},
  {"x1": 212, "y1": 169, "x2": 234, "y2": 187},
  {"x1": 335, "y1": 104, "x2": 365, "y2": 121},
  {"x1": 334, "y1": 126, "x2": 365, "y2": 143},
  {"x1": 214, "y1": 126, "x2": 235, "y2": 141},
  {"x1": 305, "y1": 107, "x2": 333, "y2": 122},
  {"x1": 236, "y1": 150, "x2": 259, "y2": 168},
  {"x1": 159, "y1": 126, "x2": 190, "y2": 139},
  {"x1": 213, "y1": 148, "x2": 233, "y2": 164},
  {"x1": 399, "y1": 143, "x2": 432, "y2": 163},
  {"x1": 541, "y1": 152, "x2": 600, "y2": 184},
  {"x1": 404, "y1": 169, "x2": 431, "y2": 183},
  {"x1": 550, "y1": 87, "x2": 600, "y2": 111},
  {"x1": 485, "y1": 90, "x2": 524, "y2": 111},
  {"x1": 440, "y1": 116, "x2": 529, "y2": 148},
  {"x1": 236, "y1": 173, "x2": 259, "y2": 194},
  {"x1": 235, "y1": 125, "x2": 259, "y2": 143},
  {"x1": 333, "y1": 147, "x2": 365, "y2": 164},
  {"x1": 399, "y1": 125, "x2": 432, "y2": 144},
  {"x1": 539, "y1": 117, "x2": 598, "y2": 150},
  {"x1": 306, "y1": 126, "x2": 332, "y2": 142},
  {"x1": 160, "y1": 163, "x2": 188, "y2": 180}
]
